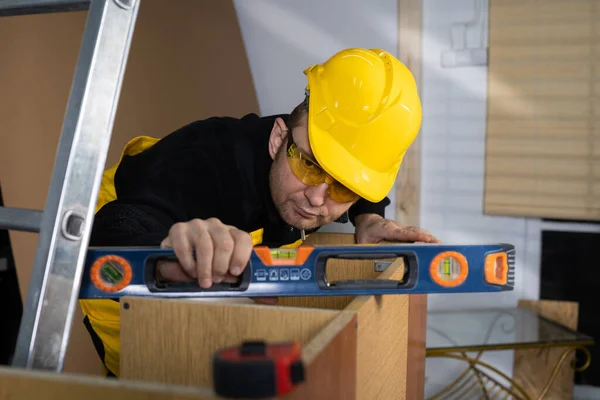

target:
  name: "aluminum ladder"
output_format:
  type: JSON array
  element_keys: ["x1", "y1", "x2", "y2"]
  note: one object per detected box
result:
[{"x1": 0, "y1": 0, "x2": 140, "y2": 372}]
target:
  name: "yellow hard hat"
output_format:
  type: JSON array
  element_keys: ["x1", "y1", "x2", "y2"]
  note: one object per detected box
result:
[{"x1": 304, "y1": 48, "x2": 422, "y2": 203}]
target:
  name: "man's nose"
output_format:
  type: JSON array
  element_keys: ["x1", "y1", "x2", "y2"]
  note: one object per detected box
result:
[{"x1": 304, "y1": 183, "x2": 328, "y2": 207}]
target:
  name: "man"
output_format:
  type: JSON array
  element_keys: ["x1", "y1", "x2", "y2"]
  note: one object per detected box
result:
[{"x1": 80, "y1": 47, "x2": 439, "y2": 377}]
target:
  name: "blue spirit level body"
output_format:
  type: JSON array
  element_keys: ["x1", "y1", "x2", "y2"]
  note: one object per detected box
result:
[{"x1": 79, "y1": 243, "x2": 515, "y2": 299}]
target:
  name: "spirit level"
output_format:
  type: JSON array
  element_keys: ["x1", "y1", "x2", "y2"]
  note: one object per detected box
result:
[{"x1": 78, "y1": 243, "x2": 515, "y2": 299}]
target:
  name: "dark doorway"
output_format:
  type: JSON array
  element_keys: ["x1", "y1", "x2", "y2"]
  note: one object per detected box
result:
[
  {"x1": 540, "y1": 229, "x2": 600, "y2": 386},
  {"x1": 0, "y1": 183, "x2": 23, "y2": 365}
]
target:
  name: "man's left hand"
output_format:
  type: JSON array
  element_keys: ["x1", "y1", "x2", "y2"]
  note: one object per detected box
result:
[{"x1": 354, "y1": 213, "x2": 441, "y2": 244}]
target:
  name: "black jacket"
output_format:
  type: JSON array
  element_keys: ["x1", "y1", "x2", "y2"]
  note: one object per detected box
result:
[{"x1": 89, "y1": 113, "x2": 390, "y2": 248}]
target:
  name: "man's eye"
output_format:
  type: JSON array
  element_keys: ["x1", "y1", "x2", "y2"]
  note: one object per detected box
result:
[{"x1": 301, "y1": 157, "x2": 317, "y2": 169}]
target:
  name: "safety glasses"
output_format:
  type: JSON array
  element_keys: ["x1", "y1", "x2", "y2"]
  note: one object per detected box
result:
[{"x1": 285, "y1": 132, "x2": 359, "y2": 203}]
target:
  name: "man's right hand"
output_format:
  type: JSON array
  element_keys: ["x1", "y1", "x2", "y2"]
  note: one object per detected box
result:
[
  {"x1": 157, "y1": 218, "x2": 253, "y2": 288},
  {"x1": 156, "y1": 218, "x2": 278, "y2": 306}
]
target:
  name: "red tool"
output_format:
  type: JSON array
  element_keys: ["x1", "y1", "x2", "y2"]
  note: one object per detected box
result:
[{"x1": 212, "y1": 340, "x2": 305, "y2": 398}]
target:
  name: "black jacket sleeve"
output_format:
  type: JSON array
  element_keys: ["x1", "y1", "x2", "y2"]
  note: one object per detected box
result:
[
  {"x1": 347, "y1": 196, "x2": 391, "y2": 225},
  {"x1": 89, "y1": 140, "x2": 225, "y2": 247},
  {"x1": 89, "y1": 201, "x2": 172, "y2": 247}
]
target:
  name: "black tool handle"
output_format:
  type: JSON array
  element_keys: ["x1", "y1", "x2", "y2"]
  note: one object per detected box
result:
[
  {"x1": 143, "y1": 253, "x2": 252, "y2": 293},
  {"x1": 315, "y1": 250, "x2": 419, "y2": 290}
]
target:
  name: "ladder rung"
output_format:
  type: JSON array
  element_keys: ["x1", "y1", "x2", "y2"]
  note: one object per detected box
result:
[
  {"x1": 0, "y1": 0, "x2": 89, "y2": 17},
  {"x1": 0, "y1": 206, "x2": 42, "y2": 232}
]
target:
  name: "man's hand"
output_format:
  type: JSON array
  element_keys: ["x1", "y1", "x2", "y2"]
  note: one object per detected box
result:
[
  {"x1": 354, "y1": 213, "x2": 441, "y2": 244},
  {"x1": 159, "y1": 218, "x2": 252, "y2": 287},
  {"x1": 157, "y1": 218, "x2": 277, "y2": 305}
]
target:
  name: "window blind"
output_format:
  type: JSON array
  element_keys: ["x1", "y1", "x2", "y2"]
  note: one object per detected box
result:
[{"x1": 484, "y1": 0, "x2": 600, "y2": 221}]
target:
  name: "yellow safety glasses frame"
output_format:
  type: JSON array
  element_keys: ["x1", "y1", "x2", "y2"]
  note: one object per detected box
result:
[{"x1": 285, "y1": 132, "x2": 360, "y2": 203}]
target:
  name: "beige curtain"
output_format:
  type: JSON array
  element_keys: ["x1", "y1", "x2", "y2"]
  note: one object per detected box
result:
[{"x1": 484, "y1": 0, "x2": 600, "y2": 221}]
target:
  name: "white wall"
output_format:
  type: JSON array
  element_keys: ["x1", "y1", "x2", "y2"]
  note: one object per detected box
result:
[{"x1": 233, "y1": 0, "x2": 399, "y2": 231}]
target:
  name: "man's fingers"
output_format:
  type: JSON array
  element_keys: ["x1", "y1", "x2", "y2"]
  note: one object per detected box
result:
[
  {"x1": 157, "y1": 260, "x2": 194, "y2": 282},
  {"x1": 161, "y1": 218, "x2": 257, "y2": 290},
  {"x1": 190, "y1": 220, "x2": 214, "y2": 288},
  {"x1": 410, "y1": 226, "x2": 440, "y2": 243},
  {"x1": 156, "y1": 262, "x2": 238, "y2": 285},
  {"x1": 390, "y1": 225, "x2": 439, "y2": 243},
  {"x1": 160, "y1": 236, "x2": 171, "y2": 248},
  {"x1": 169, "y1": 223, "x2": 196, "y2": 278},
  {"x1": 210, "y1": 224, "x2": 235, "y2": 283},
  {"x1": 410, "y1": 226, "x2": 441, "y2": 242},
  {"x1": 229, "y1": 228, "x2": 253, "y2": 276},
  {"x1": 252, "y1": 297, "x2": 279, "y2": 305},
  {"x1": 222, "y1": 272, "x2": 239, "y2": 284}
]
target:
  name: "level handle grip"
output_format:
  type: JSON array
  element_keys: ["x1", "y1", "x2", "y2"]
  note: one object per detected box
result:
[
  {"x1": 315, "y1": 250, "x2": 419, "y2": 291},
  {"x1": 143, "y1": 253, "x2": 252, "y2": 293}
]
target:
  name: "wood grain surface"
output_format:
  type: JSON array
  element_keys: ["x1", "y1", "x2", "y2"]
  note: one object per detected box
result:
[{"x1": 0, "y1": 367, "x2": 217, "y2": 400}]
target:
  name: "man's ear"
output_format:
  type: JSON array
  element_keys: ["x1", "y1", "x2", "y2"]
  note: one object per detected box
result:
[{"x1": 268, "y1": 117, "x2": 288, "y2": 160}]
